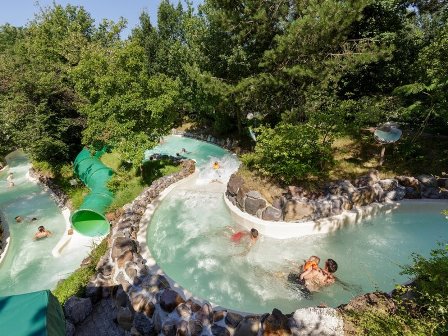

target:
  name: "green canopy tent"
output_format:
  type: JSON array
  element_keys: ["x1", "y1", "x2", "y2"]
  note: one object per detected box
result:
[{"x1": 0, "y1": 290, "x2": 65, "y2": 336}]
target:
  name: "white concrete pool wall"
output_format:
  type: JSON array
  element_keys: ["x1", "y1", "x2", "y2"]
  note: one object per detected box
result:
[{"x1": 224, "y1": 195, "x2": 400, "y2": 239}]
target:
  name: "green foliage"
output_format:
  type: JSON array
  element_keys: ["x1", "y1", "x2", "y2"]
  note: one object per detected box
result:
[
  {"x1": 53, "y1": 238, "x2": 108, "y2": 304},
  {"x1": 242, "y1": 123, "x2": 333, "y2": 184},
  {"x1": 71, "y1": 39, "x2": 181, "y2": 167},
  {"x1": 0, "y1": 5, "x2": 95, "y2": 164},
  {"x1": 106, "y1": 155, "x2": 181, "y2": 212},
  {"x1": 400, "y1": 245, "x2": 448, "y2": 335},
  {"x1": 344, "y1": 309, "x2": 429, "y2": 336}
]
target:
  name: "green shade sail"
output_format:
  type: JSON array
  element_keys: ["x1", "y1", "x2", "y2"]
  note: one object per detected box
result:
[
  {"x1": 70, "y1": 148, "x2": 114, "y2": 237},
  {"x1": 0, "y1": 290, "x2": 65, "y2": 336}
]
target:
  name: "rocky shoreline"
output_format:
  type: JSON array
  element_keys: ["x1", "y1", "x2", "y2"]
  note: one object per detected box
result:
[
  {"x1": 226, "y1": 170, "x2": 448, "y2": 222},
  {"x1": 28, "y1": 167, "x2": 70, "y2": 210}
]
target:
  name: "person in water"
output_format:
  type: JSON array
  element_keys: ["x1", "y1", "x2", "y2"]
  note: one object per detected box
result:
[
  {"x1": 299, "y1": 255, "x2": 321, "y2": 280},
  {"x1": 210, "y1": 161, "x2": 222, "y2": 183},
  {"x1": 226, "y1": 227, "x2": 259, "y2": 252},
  {"x1": 301, "y1": 258, "x2": 338, "y2": 292},
  {"x1": 15, "y1": 216, "x2": 23, "y2": 223},
  {"x1": 34, "y1": 225, "x2": 52, "y2": 240}
]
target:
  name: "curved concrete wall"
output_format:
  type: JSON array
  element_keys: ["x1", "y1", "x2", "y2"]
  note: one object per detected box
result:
[{"x1": 223, "y1": 194, "x2": 399, "y2": 239}]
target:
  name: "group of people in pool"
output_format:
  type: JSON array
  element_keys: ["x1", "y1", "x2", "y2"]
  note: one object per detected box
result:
[
  {"x1": 226, "y1": 226, "x2": 338, "y2": 293},
  {"x1": 14, "y1": 215, "x2": 52, "y2": 240}
]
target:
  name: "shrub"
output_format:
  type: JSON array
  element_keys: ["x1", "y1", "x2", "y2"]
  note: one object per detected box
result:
[
  {"x1": 400, "y1": 244, "x2": 448, "y2": 335},
  {"x1": 242, "y1": 123, "x2": 333, "y2": 184}
]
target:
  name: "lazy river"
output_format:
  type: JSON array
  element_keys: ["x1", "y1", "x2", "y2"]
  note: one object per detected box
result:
[
  {"x1": 0, "y1": 151, "x2": 97, "y2": 296},
  {"x1": 146, "y1": 135, "x2": 448, "y2": 313}
]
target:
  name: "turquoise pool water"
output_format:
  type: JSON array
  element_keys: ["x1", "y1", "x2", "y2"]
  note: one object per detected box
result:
[
  {"x1": 147, "y1": 136, "x2": 448, "y2": 314},
  {"x1": 0, "y1": 151, "x2": 92, "y2": 296}
]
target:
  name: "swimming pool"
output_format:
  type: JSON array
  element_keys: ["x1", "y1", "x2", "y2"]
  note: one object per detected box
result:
[
  {"x1": 0, "y1": 151, "x2": 96, "y2": 296},
  {"x1": 146, "y1": 136, "x2": 448, "y2": 313}
]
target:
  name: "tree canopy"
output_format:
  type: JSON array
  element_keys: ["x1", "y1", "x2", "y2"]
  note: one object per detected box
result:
[{"x1": 0, "y1": 0, "x2": 446, "y2": 177}]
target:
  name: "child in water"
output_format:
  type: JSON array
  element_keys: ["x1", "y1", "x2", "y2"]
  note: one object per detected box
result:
[{"x1": 299, "y1": 255, "x2": 321, "y2": 280}]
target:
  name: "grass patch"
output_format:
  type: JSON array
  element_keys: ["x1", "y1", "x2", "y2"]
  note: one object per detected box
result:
[
  {"x1": 53, "y1": 238, "x2": 108, "y2": 304},
  {"x1": 107, "y1": 156, "x2": 181, "y2": 212},
  {"x1": 342, "y1": 309, "x2": 430, "y2": 336},
  {"x1": 32, "y1": 161, "x2": 89, "y2": 210}
]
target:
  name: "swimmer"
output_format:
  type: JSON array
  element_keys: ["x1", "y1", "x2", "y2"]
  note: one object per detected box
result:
[
  {"x1": 34, "y1": 225, "x2": 52, "y2": 240},
  {"x1": 299, "y1": 255, "x2": 321, "y2": 280},
  {"x1": 226, "y1": 227, "x2": 259, "y2": 254},
  {"x1": 212, "y1": 161, "x2": 220, "y2": 170},
  {"x1": 15, "y1": 216, "x2": 23, "y2": 223}
]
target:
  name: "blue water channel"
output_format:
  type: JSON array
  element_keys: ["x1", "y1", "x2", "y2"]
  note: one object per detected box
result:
[
  {"x1": 0, "y1": 151, "x2": 93, "y2": 296},
  {"x1": 146, "y1": 136, "x2": 448, "y2": 313}
]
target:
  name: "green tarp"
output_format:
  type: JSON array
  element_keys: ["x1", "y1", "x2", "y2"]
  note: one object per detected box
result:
[{"x1": 0, "y1": 290, "x2": 65, "y2": 336}]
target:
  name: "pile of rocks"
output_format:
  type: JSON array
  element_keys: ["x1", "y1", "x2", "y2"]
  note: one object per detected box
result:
[{"x1": 227, "y1": 170, "x2": 448, "y2": 222}]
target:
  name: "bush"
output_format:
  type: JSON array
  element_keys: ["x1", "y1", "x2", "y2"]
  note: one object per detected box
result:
[
  {"x1": 400, "y1": 244, "x2": 448, "y2": 335},
  {"x1": 242, "y1": 123, "x2": 333, "y2": 184},
  {"x1": 53, "y1": 238, "x2": 108, "y2": 304}
]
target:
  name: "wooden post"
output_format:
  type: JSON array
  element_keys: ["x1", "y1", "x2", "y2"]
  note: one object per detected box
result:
[{"x1": 379, "y1": 145, "x2": 386, "y2": 166}]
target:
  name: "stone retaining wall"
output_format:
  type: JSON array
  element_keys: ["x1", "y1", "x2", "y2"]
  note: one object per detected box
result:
[
  {"x1": 226, "y1": 170, "x2": 448, "y2": 222},
  {"x1": 63, "y1": 156, "x2": 344, "y2": 336}
]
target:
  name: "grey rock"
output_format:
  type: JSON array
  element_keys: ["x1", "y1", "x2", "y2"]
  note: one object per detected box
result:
[
  {"x1": 225, "y1": 311, "x2": 243, "y2": 328},
  {"x1": 160, "y1": 289, "x2": 185, "y2": 313},
  {"x1": 175, "y1": 303, "x2": 191, "y2": 319},
  {"x1": 227, "y1": 174, "x2": 244, "y2": 195},
  {"x1": 133, "y1": 313, "x2": 154, "y2": 336},
  {"x1": 262, "y1": 206, "x2": 283, "y2": 221},
  {"x1": 213, "y1": 310, "x2": 225, "y2": 322},
  {"x1": 112, "y1": 237, "x2": 138, "y2": 260},
  {"x1": 85, "y1": 284, "x2": 102, "y2": 304},
  {"x1": 117, "y1": 307, "x2": 134, "y2": 331},
  {"x1": 262, "y1": 309, "x2": 291, "y2": 336},
  {"x1": 64, "y1": 296, "x2": 93, "y2": 324},
  {"x1": 421, "y1": 185, "x2": 442, "y2": 199},
  {"x1": 437, "y1": 177, "x2": 448, "y2": 188},
  {"x1": 176, "y1": 320, "x2": 189, "y2": 336},
  {"x1": 385, "y1": 185, "x2": 406, "y2": 201},
  {"x1": 272, "y1": 197, "x2": 283, "y2": 210},
  {"x1": 162, "y1": 319, "x2": 176, "y2": 336},
  {"x1": 290, "y1": 307, "x2": 343, "y2": 336},
  {"x1": 211, "y1": 324, "x2": 230, "y2": 336},
  {"x1": 188, "y1": 320, "x2": 203, "y2": 336},
  {"x1": 234, "y1": 316, "x2": 260, "y2": 336},
  {"x1": 378, "y1": 179, "x2": 398, "y2": 192},
  {"x1": 283, "y1": 200, "x2": 314, "y2": 221},
  {"x1": 125, "y1": 264, "x2": 137, "y2": 280},
  {"x1": 417, "y1": 174, "x2": 437, "y2": 187},
  {"x1": 65, "y1": 320, "x2": 75, "y2": 336},
  {"x1": 404, "y1": 186, "x2": 421, "y2": 199},
  {"x1": 115, "y1": 286, "x2": 130, "y2": 308}
]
